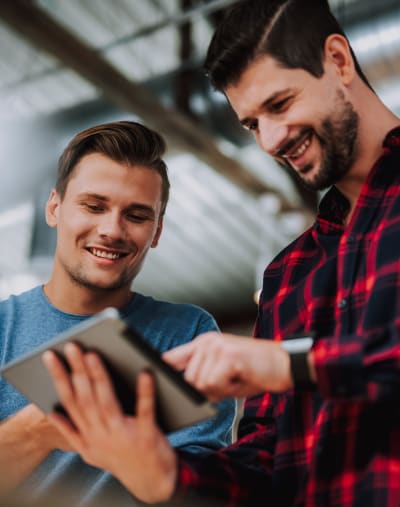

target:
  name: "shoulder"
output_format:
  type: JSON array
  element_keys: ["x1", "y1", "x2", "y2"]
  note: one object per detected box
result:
[
  {"x1": 0, "y1": 285, "x2": 43, "y2": 317},
  {"x1": 131, "y1": 293, "x2": 215, "y2": 323},
  {"x1": 259, "y1": 226, "x2": 316, "y2": 302},
  {"x1": 124, "y1": 293, "x2": 219, "y2": 352},
  {"x1": 267, "y1": 225, "x2": 315, "y2": 271},
  {"x1": 0, "y1": 285, "x2": 51, "y2": 364}
]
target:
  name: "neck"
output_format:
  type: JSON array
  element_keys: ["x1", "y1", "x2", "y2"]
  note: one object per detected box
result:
[
  {"x1": 336, "y1": 89, "x2": 399, "y2": 220},
  {"x1": 43, "y1": 276, "x2": 134, "y2": 315}
]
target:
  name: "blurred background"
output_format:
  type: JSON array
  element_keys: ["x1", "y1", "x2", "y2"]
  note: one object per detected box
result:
[{"x1": 0, "y1": 0, "x2": 399, "y2": 332}]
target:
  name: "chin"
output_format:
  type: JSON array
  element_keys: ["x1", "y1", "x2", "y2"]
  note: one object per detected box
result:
[
  {"x1": 299, "y1": 172, "x2": 317, "y2": 188},
  {"x1": 75, "y1": 277, "x2": 122, "y2": 292}
]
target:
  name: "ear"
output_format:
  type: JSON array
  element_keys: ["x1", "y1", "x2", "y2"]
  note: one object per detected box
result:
[
  {"x1": 323, "y1": 34, "x2": 355, "y2": 85},
  {"x1": 45, "y1": 189, "x2": 61, "y2": 228},
  {"x1": 151, "y1": 217, "x2": 163, "y2": 248}
]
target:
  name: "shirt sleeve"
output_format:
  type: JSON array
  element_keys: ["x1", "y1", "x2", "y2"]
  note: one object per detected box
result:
[
  {"x1": 170, "y1": 308, "x2": 277, "y2": 505},
  {"x1": 172, "y1": 389, "x2": 277, "y2": 505},
  {"x1": 314, "y1": 316, "x2": 400, "y2": 402},
  {"x1": 168, "y1": 295, "x2": 305, "y2": 505}
]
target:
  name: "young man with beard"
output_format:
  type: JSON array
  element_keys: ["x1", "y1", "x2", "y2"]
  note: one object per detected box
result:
[
  {"x1": 42, "y1": 0, "x2": 400, "y2": 506},
  {"x1": 0, "y1": 121, "x2": 235, "y2": 506}
]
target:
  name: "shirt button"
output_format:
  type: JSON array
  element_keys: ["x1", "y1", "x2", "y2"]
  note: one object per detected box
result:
[
  {"x1": 336, "y1": 384, "x2": 348, "y2": 396},
  {"x1": 337, "y1": 298, "x2": 347, "y2": 309}
]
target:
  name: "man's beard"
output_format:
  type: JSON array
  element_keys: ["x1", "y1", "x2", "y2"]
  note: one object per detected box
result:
[{"x1": 287, "y1": 90, "x2": 359, "y2": 192}]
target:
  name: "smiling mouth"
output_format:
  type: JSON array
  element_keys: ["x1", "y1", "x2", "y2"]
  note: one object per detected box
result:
[
  {"x1": 279, "y1": 131, "x2": 313, "y2": 161},
  {"x1": 87, "y1": 247, "x2": 128, "y2": 260}
]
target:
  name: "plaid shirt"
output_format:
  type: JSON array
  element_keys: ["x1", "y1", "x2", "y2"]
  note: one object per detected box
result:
[{"x1": 174, "y1": 127, "x2": 400, "y2": 507}]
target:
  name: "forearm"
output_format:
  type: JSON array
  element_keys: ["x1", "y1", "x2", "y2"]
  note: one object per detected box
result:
[
  {"x1": 0, "y1": 405, "x2": 53, "y2": 494},
  {"x1": 173, "y1": 439, "x2": 274, "y2": 506},
  {"x1": 172, "y1": 395, "x2": 276, "y2": 505}
]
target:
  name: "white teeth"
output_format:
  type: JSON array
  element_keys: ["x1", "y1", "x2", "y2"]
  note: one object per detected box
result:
[
  {"x1": 91, "y1": 248, "x2": 121, "y2": 260},
  {"x1": 291, "y1": 137, "x2": 311, "y2": 159},
  {"x1": 283, "y1": 136, "x2": 311, "y2": 160}
]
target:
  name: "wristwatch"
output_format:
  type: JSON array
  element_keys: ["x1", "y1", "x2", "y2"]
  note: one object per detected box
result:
[{"x1": 281, "y1": 334, "x2": 315, "y2": 389}]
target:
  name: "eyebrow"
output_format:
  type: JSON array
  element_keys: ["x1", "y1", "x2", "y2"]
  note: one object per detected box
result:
[
  {"x1": 239, "y1": 88, "x2": 295, "y2": 126},
  {"x1": 78, "y1": 192, "x2": 108, "y2": 202}
]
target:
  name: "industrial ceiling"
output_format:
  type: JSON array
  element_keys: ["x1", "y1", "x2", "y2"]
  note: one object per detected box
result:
[{"x1": 0, "y1": 0, "x2": 399, "y2": 328}]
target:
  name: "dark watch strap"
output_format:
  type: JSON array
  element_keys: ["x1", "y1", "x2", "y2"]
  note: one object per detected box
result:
[{"x1": 281, "y1": 335, "x2": 315, "y2": 389}]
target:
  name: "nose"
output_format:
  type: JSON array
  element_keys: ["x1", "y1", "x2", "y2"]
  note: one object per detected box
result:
[
  {"x1": 256, "y1": 117, "x2": 288, "y2": 156},
  {"x1": 97, "y1": 211, "x2": 125, "y2": 240}
]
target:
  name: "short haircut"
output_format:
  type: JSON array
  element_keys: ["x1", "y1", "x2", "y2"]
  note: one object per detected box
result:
[
  {"x1": 56, "y1": 120, "x2": 170, "y2": 216},
  {"x1": 205, "y1": 0, "x2": 372, "y2": 91}
]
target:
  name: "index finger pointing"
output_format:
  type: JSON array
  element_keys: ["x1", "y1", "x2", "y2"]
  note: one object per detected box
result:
[{"x1": 162, "y1": 341, "x2": 196, "y2": 370}]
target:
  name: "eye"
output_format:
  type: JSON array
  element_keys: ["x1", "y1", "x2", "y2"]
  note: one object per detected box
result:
[
  {"x1": 243, "y1": 119, "x2": 259, "y2": 132},
  {"x1": 126, "y1": 213, "x2": 149, "y2": 223},
  {"x1": 270, "y1": 98, "x2": 290, "y2": 113},
  {"x1": 85, "y1": 203, "x2": 104, "y2": 212}
]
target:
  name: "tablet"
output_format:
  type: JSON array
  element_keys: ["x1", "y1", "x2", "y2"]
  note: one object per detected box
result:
[{"x1": 0, "y1": 307, "x2": 217, "y2": 434}]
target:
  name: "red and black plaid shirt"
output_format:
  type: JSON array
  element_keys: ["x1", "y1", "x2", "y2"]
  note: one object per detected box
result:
[{"x1": 174, "y1": 127, "x2": 400, "y2": 506}]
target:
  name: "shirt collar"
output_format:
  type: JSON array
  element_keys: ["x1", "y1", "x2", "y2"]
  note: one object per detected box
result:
[
  {"x1": 382, "y1": 125, "x2": 400, "y2": 150},
  {"x1": 318, "y1": 186, "x2": 350, "y2": 226}
]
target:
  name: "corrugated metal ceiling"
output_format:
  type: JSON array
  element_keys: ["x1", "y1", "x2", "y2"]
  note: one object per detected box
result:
[{"x1": 0, "y1": 0, "x2": 399, "y2": 327}]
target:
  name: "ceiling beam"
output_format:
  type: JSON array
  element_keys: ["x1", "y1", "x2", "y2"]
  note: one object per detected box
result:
[
  {"x1": 0, "y1": 0, "x2": 300, "y2": 209},
  {"x1": 102, "y1": 0, "x2": 238, "y2": 51}
]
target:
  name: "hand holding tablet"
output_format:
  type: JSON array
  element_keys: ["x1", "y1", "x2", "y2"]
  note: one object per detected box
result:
[{"x1": 0, "y1": 308, "x2": 217, "y2": 434}]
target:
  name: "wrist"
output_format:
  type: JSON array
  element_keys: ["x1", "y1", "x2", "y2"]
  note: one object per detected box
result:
[
  {"x1": 118, "y1": 445, "x2": 178, "y2": 504},
  {"x1": 21, "y1": 405, "x2": 56, "y2": 454},
  {"x1": 281, "y1": 334, "x2": 316, "y2": 389}
]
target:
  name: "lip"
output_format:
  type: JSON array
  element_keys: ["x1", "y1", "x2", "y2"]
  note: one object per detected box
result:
[
  {"x1": 280, "y1": 131, "x2": 314, "y2": 171},
  {"x1": 85, "y1": 246, "x2": 130, "y2": 264}
]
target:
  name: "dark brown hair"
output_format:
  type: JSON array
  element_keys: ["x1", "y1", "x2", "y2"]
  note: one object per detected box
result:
[
  {"x1": 205, "y1": 0, "x2": 372, "y2": 92},
  {"x1": 56, "y1": 120, "x2": 170, "y2": 215}
]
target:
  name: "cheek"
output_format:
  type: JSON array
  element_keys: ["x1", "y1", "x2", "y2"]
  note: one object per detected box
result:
[
  {"x1": 131, "y1": 225, "x2": 159, "y2": 248},
  {"x1": 57, "y1": 212, "x2": 93, "y2": 242},
  {"x1": 294, "y1": 92, "x2": 331, "y2": 123}
]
